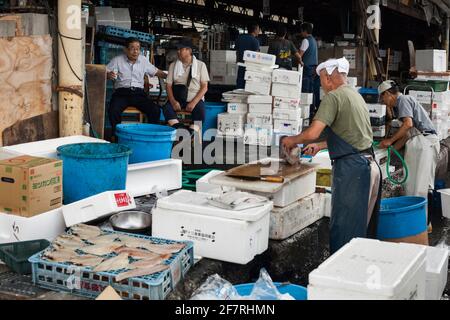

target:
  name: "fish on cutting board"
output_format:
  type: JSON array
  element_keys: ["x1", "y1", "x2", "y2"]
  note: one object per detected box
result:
[
  {"x1": 71, "y1": 224, "x2": 103, "y2": 240},
  {"x1": 93, "y1": 253, "x2": 130, "y2": 272},
  {"x1": 114, "y1": 247, "x2": 161, "y2": 260},
  {"x1": 115, "y1": 264, "x2": 170, "y2": 282},
  {"x1": 80, "y1": 243, "x2": 124, "y2": 256}
]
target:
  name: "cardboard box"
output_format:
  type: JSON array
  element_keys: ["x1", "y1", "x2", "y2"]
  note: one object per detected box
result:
[
  {"x1": 247, "y1": 113, "x2": 273, "y2": 127},
  {"x1": 243, "y1": 50, "x2": 276, "y2": 66},
  {"x1": 248, "y1": 103, "x2": 272, "y2": 114},
  {"x1": 416, "y1": 50, "x2": 447, "y2": 73},
  {"x1": 274, "y1": 119, "x2": 303, "y2": 134},
  {"x1": 0, "y1": 156, "x2": 63, "y2": 217},
  {"x1": 272, "y1": 83, "x2": 301, "y2": 99},
  {"x1": 247, "y1": 95, "x2": 273, "y2": 104},
  {"x1": 245, "y1": 81, "x2": 271, "y2": 95},
  {"x1": 227, "y1": 102, "x2": 248, "y2": 114},
  {"x1": 273, "y1": 96, "x2": 301, "y2": 109},
  {"x1": 244, "y1": 70, "x2": 272, "y2": 83},
  {"x1": 273, "y1": 108, "x2": 302, "y2": 121},
  {"x1": 272, "y1": 69, "x2": 302, "y2": 85}
]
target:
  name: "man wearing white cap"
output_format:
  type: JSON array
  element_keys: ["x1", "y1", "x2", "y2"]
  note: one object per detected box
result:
[
  {"x1": 378, "y1": 80, "x2": 439, "y2": 203},
  {"x1": 281, "y1": 57, "x2": 381, "y2": 254}
]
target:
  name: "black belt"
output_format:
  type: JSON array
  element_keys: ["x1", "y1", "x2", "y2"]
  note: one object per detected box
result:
[
  {"x1": 423, "y1": 130, "x2": 437, "y2": 136},
  {"x1": 116, "y1": 87, "x2": 144, "y2": 92}
]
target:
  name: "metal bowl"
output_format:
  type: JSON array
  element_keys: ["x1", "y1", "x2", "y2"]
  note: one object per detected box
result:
[{"x1": 110, "y1": 211, "x2": 152, "y2": 234}]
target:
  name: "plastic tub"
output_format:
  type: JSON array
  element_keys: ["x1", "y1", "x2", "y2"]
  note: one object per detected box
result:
[
  {"x1": 203, "y1": 102, "x2": 226, "y2": 141},
  {"x1": 57, "y1": 143, "x2": 131, "y2": 204},
  {"x1": 438, "y1": 189, "x2": 450, "y2": 219},
  {"x1": 234, "y1": 283, "x2": 307, "y2": 300},
  {"x1": 377, "y1": 196, "x2": 428, "y2": 239},
  {"x1": 0, "y1": 240, "x2": 50, "y2": 274},
  {"x1": 116, "y1": 124, "x2": 176, "y2": 164}
]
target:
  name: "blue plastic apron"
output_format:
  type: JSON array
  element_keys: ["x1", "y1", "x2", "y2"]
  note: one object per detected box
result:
[{"x1": 327, "y1": 128, "x2": 381, "y2": 254}]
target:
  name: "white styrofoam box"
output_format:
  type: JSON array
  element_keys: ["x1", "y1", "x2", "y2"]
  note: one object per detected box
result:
[
  {"x1": 248, "y1": 103, "x2": 272, "y2": 114},
  {"x1": 244, "y1": 70, "x2": 272, "y2": 84},
  {"x1": 247, "y1": 113, "x2": 273, "y2": 127},
  {"x1": 247, "y1": 95, "x2": 273, "y2": 104},
  {"x1": 63, "y1": 191, "x2": 136, "y2": 227},
  {"x1": 409, "y1": 90, "x2": 450, "y2": 105},
  {"x1": 239, "y1": 62, "x2": 277, "y2": 73},
  {"x1": 271, "y1": 83, "x2": 302, "y2": 100},
  {"x1": 210, "y1": 61, "x2": 227, "y2": 76},
  {"x1": 366, "y1": 103, "x2": 386, "y2": 117},
  {"x1": 300, "y1": 92, "x2": 314, "y2": 105},
  {"x1": 425, "y1": 246, "x2": 449, "y2": 300},
  {"x1": 0, "y1": 148, "x2": 22, "y2": 161},
  {"x1": 126, "y1": 159, "x2": 182, "y2": 197},
  {"x1": 273, "y1": 96, "x2": 301, "y2": 109},
  {"x1": 152, "y1": 190, "x2": 273, "y2": 264},
  {"x1": 227, "y1": 63, "x2": 238, "y2": 76},
  {"x1": 347, "y1": 77, "x2": 358, "y2": 87},
  {"x1": 244, "y1": 127, "x2": 273, "y2": 147},
  {"x1": 300, "y1": 104, "x2": 310, "y2": 119},
  {"x1": 4, "y1": 136, "x2": 109, "y2": 159},
  {"x1": 243, "y1": 50, "x2": 276, "y2": 66},
  {"x1": 222, "y1": 90, "x2": 252, "y2": 103},
  {"x1": 210, "y1": 50, "x2": 236, "y2": 63},
  {"x1": 217, "y1": 113, "x2": 246, "y2": 137},
  {"x1": 372, "y1": 125, "x2": 386, "y2": 138},
  {"x1": 322, "y1": 192, "x2": 332, "y2": 218},
  {"x1": 245, "y1": 81, "x2": 271, "y2": 95},
  {"x1": 308, "y1": 238, "x2": 427, "y2": 300},
  {"x1": 416, "y1": 50, "x2": 447, "y2": 73},
  {"x1": 95, "y1": 6, "x2": 114, "y2": 27},
  {"x1": 273, "y1": 108, "x2": 302, "y2": 121},
  {"x1": 112, "y1": 8, "x2": 131, "y2": 29},
  {"x1": 270, "y1": 193, "x2": 323, "y2": 240},
  {"x1": 211, "y1": 74, "x2": 238, "y2": 86},
  {"x1": 0, "y1": 208, "x2": 65, "y2": 244},
  {"x1": 274, "y1": 119, "x2": 303, "y2": 135},
  {"x1": 196, "y1": 170, "x2": 236, "y2": 195},
  {"x1": 248, "y1": 170, "x2": 317, "y2": 207},
  {"x1": 416, "y1": 73, "x2": 450, "y2": 81},
  {"x1": 227, "y1": 102, "x2": 248, "y2": 114},
  {"x1": 272, "y1": 69, "x2": 302, "y2": 85}
]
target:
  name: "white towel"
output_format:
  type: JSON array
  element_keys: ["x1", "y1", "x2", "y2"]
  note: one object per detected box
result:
[{"x1": 174, "y1": 55, "x2": 199, "y2": 82}]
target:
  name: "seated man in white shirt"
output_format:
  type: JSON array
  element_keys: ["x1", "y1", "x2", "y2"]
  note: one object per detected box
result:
[{"x1": 106, "y1": 37, "x2": 167, "y2": 138}]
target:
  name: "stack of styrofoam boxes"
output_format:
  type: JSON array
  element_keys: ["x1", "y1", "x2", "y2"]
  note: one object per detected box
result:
[
  {"x1": 217, "y1": 91, "x2": 250, "y2": 138},
  {"x1": 308, "y1": 238, "x2": 428, "y2": 300},
  {"x1": 242, "y1": 50, "x2": 277, "y2": 96},
  {"x1": 271, "y1": 69, "x2": 304, "y2": 145},
  {"x1": 244, "y1": 95, "x2": 274, "y2": 146},
  {"x1": 209, "y1": 50, "x2": 238, "y2": 85},
  {"x1": 366, "y1": 103, "x2": 387, "y2": 138}
]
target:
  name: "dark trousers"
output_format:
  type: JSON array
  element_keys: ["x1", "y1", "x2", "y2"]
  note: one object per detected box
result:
[
  {"x1": 236, "y1": 66, "x2": 246, "y2": 89},
  {"x1": 302, "y1": 65, "x2": 321, "y2": 117},
  {"x1": 162, "y1": 100, "x2": 205, "y2": 124},
  {"x1": 109, "y1": 88, "x2": 161, "y2": 136}
]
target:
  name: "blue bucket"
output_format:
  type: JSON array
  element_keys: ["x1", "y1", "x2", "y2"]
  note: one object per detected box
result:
[
  {"x1": 116, "y1": 124, "x2": 177, "y2": 164},
  {"x1": 377, "y1": 196, "x2": 428, "y2": 240},
  {"x1": 203, "y1": 102, "x2": 226, "y2": 141},
  {"x1": 57, "y1": 143, "x2": 131, "y2": 204},
  {"x1": 234, "y1": 283, "x2": 307, "y2": 300}
]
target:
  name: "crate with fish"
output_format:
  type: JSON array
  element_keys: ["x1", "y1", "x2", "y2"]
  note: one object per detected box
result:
[{"x1": 28, "y1": 224, "x2": 194, "y2": 300}]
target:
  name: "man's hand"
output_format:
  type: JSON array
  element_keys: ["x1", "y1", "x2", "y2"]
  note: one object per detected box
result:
[
  {"x1": 281, "y1": 136, "x2": 298, "y2": 153},
  {"x1": 186, "y1": 101, "x2": 196, "y2": 112},
  {"x1": 303, "y1": 143, "x2": 322, "y2": 156},
  {"x1": 107, "y1": 71, "x2": 117, "y2": 80},
  {"x1": 172, "y1": 101, "x2": 182, "y2": 112},
  {"x1": 379, "y1": 138, "x2": 393, "y2": 149}
]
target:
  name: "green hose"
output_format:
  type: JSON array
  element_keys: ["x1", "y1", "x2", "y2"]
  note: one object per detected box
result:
[{"x1": 373, "y1": 142, "x2": 408, "y2": 185}]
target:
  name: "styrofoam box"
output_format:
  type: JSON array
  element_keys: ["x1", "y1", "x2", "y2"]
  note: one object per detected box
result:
[
  {"x1": 217, "y1": 113, "x2": 246, "y2": 137},
  {"x1": 247, "y1": 170, "x2": 316, "y2": 207},
  {"x1": 249, "y1": 103, "x2": 272, "y2": 114},
  {"x1": 244, "y1": 128, "x2": 273, "y2": 147},
  {"x1": 273, "y1": 96, "x2": 301, "y2": 109},
  {"x1": 347, "y1": 77, "x2": 358, "y2": 87},
  {"x1": 366, "y1": 104, "x2": 386, "y2": 117},
  {"x1": 227, "y1": 102, "x2": 248, "y2": 114},
  {"x1": 300, "y1": 104, "x2": 310, "y2": 119},
  {"x1": 272, "y1": 69, "x2": 302, "y2": 85},
  {"x1": 227, "y1": 64, "x2": 238, "y2": 77},
  {"x1": 247, "y1": 113, "x2": 273, "y2": 127},
  {"x1": 196, "y1": 170, "x2": 236, "y2": 195},
  {"x1": 210, "y1": 50, "x2": 236, "y2": 63},
  {"x1": 270, "y1": 193, "x2": 323, "y2": 240},
  {"x1": 372, "y1": 125, "x2": 386, "y2": 138},
  {"x1": 222, "y1": 90, "x2": 252, "y2": 104},
  {"x1": 210, "y1": 62, "x2": 228, "y2": 76},
  {"x1": 274, "y1": 119, "x2": 303, "y2": 135},
  {"x1": 63, "y1": 191, "x2": 136, "y2": 227},
  {"x1": 152, "y1": 190, "x2": 273, "y2": 264},
  {"x1": 247, "y1": 95, "x2": 273, "y2": 104},
  {"x1": 303, "y1": 119, "x2": 310, "y2": 128},
  {"x1": 308, "y1": 238, "x2": 427, "y2": 300},
  {"x1": 272, "y1": 83, "x2": 302, "y2": 100},
  {"x1": 112, "y1": 8, "x2": 131, "y2": 30},
  {"x1": 300, "y1": 93, "x2": 314, "y2": 105},
  {"x1": 409, "y1": 90, "x2": 450, "y2": 105},
  {"x1": 273, "y1": 108, "x2": 302, "y2": 121},
  {"x1": 239, "y1": 62, "x2": 276, "y2": 74},
  {"x1": 244, "y1": 70, "x2": 272, "y2": 84},
  {"x1": 425, "y1": 246, "x2": 449, "y2": 300},
  {"x1": 243, "y1": 50, "x2": 276, "y2": 66},
  {"x1": 0, "y1": 208, "x2": 65, "y2": 244},
  {"x1": 211, "y1": 73, "x2": 237, "y2": 86},
  {"x1": 245, "y1": 81, "x2": 271, "y2": 96},
  {"x1": 322, "y1": 193, "x2": 332, "y2": 218},
  {"x1": 416, "y1": 50, "x2": 447, "y2": 73}
]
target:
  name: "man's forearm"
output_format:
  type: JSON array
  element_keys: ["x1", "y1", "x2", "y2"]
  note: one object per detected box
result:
[
  {"x1": 390, "y1": 124, "x2": 410, "y2": 144},
  {"x1": 190, "y1": 86, "x2": 208, "y2": 106}
]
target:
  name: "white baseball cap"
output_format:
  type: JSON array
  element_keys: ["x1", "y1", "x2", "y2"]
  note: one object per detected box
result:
[
  {"x1": 316, "y1": 57, "x2": 350, "y2": 76},
  {"x1": 378, "y1": 80, "x2": 396, "y2": 95}
]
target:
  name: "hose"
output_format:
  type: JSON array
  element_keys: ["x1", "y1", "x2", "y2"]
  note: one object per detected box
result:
[{"x1": 372, "y1": 142, "x2": 409, "y2": 185}]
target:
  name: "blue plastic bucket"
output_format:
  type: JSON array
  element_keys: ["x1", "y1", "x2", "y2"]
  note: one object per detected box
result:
[
  {"x1": 203, "y1": 102, "x2": 226, "y2": 141},
  {"x1": 57, "y1": 143, "x2": 131, "y2": 204},
  {"x1": 116, "y1": 124, "x2": 177, "y2": 164},
  {"x1": 377, "y1": 196, "x2": 428, "y2": 240},
  {"x1": 234, "y1": 283, "x2": 307, "y2": 300}
]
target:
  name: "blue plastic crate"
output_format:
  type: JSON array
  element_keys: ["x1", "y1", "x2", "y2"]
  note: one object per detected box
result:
[
  {"x1": 98, "y1": 25, "x2": 155, "y2": 44},
  {"x1": 28, "y1": 230, "x2": 194, "y2": 300}
]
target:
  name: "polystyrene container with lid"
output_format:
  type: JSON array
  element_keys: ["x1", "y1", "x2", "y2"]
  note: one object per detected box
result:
[
  {"x1": 308, "y1": 238, "x2": 427, "y2": 300},
  {"x1": 152, "y1": 190, "x2": 273, "y2": 264},
  {"x1": 438, "y1": 189, "x2": 450, "y2": 218},
  {"x1": 425, "y1": 246, "x2": 449, "y2": 300}
]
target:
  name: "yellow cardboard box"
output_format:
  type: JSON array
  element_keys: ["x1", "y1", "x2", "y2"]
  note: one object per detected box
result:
[{"x1": 0, "y1": 155, "x2": 63, "y2": 217}]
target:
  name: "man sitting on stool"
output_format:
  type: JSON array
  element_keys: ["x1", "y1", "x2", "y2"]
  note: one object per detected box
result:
[
  {"x1": 106, "y1": 37, "x2": 167, "y2": 139},
  {"x1": 163, "y1": 38, "x2": 210, "y2": 137}
]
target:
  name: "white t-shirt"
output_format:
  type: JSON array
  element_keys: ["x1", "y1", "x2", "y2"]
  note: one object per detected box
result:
[{"x1": 300, "y1": 39, "x2": 309, "y2": 52}]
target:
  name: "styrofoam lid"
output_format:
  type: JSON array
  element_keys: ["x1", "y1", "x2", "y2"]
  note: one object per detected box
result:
[
  {"x1": 156, "y1": 190, "x2": 272, "y2": 222},
  {"x1": 426, "y1": 246, "x2": 449, "y2": 274},
  {"x1": 309, "y1": 238, "x2": 426, "y2": 297}
]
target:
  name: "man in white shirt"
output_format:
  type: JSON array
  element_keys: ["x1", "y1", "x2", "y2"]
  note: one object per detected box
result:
[{"x1": 106, "y1": 37, "x2": 167, "y2": 138}]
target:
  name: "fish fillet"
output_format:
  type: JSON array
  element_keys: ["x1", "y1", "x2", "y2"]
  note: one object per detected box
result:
[
  {"x1": 87, "y1": 234, "x2": 120, "y2": 245},
  {"x1": 115, "y1": 264, "x2": 169, "y2": 282},
  {"x1": 128, "y1": 254, "x2": 171, "y2": 269},
  {"x1": 93, "y1": 253, "x2": 130, "y2": 272},
  {"x1": 70, "y1": 255, "x2": 104, "y2": 267},
  {"x1": 44, "y1": 249, "x2": 77, "y2": 262},
  {"x1": 114, "y1": 247, "x2": 160, "y2": 260},
  {"x1": 117, "y1": 235, "x2": 148, "y2": 248},
  {"x1": 140, "y1": 243, "x2": 185, "y2": 255},
  {"x1": 81, "y1": 243, "x2": 124, "y2": 256},
  {"x1": 71, "y1": 224, "x2": 103, "y2": 239}
]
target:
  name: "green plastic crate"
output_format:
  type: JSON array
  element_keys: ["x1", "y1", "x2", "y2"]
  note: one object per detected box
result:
[
  {"x1": 0, "y1": 240, "x2": 50, "y2": 274},
  {"x1": 407, "y1": 80, "x2": 449, "y2": 92}
]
